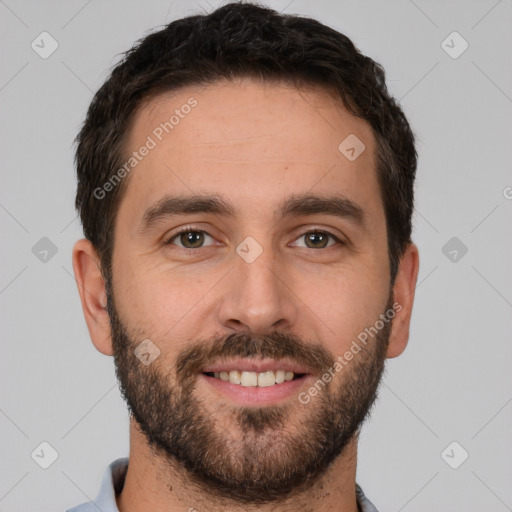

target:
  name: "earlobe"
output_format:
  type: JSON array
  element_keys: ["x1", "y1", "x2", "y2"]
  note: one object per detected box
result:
[
  {"x1": 386, "y1": 243, "x2": 420, "y2": 359},
  {"x1": 72, "y1": 239, "x2": 114, "y2": 356}
]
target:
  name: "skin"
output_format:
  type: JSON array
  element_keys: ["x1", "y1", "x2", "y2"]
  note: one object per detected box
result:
[{"x1": 72, "y1": 77, "x2": 419, "y2": 512}]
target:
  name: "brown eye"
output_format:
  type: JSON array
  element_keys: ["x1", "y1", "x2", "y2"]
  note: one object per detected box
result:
[
  {"x1": 180, "y1": 231, "x2": 205, "y2": 248},
  {"x1": 167, "y1": 230, "x2": 215, "y2": 249},
  {"x1": 292, "y1": 230, "x2": 339, "y2": 249},
  {"x1": 304, "y1": 232, "x2": 330, "y2": 248}
]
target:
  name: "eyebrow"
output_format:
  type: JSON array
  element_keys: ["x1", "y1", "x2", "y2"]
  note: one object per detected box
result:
[
  {"x1": 279, "y1": 194, "x2": 364, "y2": 226},
  {"x1": 138, "y1": 195, "x2": 235, "y2": 233},
  {"x1": 137, "y1": 193, "x2": 365, "y2": 233}
]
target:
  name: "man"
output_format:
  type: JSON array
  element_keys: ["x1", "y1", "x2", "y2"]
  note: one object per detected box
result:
[{"x1": 69, "y1": 2, "x2": 419, "y2": 511}]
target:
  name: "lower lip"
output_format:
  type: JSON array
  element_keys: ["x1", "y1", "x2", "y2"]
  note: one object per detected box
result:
[{"x1": 199, "y1": 373, "x2": 311, "y2": 406}]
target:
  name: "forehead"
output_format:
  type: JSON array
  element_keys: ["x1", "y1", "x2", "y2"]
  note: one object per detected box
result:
[{"x1": 117, "y1": 78, "x2": 380, "y2": 228}]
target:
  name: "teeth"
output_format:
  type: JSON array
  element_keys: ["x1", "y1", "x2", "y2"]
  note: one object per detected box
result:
[
  {"x1": 258, "y1": 371, "x2": 275, "y2": 387},
  {"x1": 211, "y1": 370, "x2": 297, "y2": 386},
  {"x1": 229, "y1": 370, "x2": 241, "y2": 384},
  {"x1": 240, "y1": 371, "x2": 258, "y2": 387}
]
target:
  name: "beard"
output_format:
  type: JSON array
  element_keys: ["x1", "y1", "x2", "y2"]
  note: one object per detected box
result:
[{"x1": 106, "y1": 284, "x2": 393, "y2": 505}]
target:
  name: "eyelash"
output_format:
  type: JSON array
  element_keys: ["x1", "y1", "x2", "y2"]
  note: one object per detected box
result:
[{"x1": 164, "y1": 225, "x2": 344, "y2": 250}]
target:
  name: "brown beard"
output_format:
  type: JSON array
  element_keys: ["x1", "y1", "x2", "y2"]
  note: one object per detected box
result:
[{"x1": 107, "y1": 284, "x2": 392, "y2": 505}]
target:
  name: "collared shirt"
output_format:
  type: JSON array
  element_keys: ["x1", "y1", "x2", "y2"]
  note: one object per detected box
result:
[{"x1": 67, "y1": 458, "x2": 379, "y2": 512}]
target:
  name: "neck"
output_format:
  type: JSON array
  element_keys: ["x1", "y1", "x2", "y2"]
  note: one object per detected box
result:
[{"x1": 116, "y1": 418, "x2": 360, "y2": 512}]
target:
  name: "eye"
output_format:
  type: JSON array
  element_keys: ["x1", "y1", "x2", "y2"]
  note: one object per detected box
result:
[
  {"x1": 166, "y1": 229, "x2": 216, "y2": 249},
  {"x1": 291, "y1": 230, "x2": 341, "y2": 249}
]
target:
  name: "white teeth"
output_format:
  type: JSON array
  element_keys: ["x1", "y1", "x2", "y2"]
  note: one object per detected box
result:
[
  {"x1": 240, "y1": 371, "x2": 258, "y2": 387},
  {"x1": 276, "y1": 370, "x2": 286, "y2": 384},
  {"x1": 275, "y1": 370, "x2": 285, "y2": 384},
  {"x1": 229, "y1": 370, "x2": 241, "y2": 384},
  {"x1": 211, "y1": 370, "x2": 297, "y2": 386},
  {"x1": 258, "y1": 371, "x2": 275, "y2": 387}
]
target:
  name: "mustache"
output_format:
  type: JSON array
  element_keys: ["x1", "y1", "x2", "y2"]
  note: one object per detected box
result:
[{"x1": 175, "y1": 331, "x2": 335, "y2": 382}]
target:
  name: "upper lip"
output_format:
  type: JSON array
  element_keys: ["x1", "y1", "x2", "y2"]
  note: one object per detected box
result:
[{"x1": 201, "y1": 358, "x2": 311, "y2": 374}]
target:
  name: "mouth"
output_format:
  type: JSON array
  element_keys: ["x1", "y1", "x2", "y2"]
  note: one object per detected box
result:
[
  {"x1": 200, "y1": 359, "x2": 312, "y2": 405},
  {"x1": 202, "y1": 370, "x2": 305, "y2": 387}
]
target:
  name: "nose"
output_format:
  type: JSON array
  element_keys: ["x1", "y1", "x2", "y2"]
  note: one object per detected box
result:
[{"x1": 217, "y1": 248, "x2": 299, "y2": 334}]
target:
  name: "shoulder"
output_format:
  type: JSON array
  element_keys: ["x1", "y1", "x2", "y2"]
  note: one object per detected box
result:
[{"x1": 66, "y1": 458, "x2": 129, "y2": 512}]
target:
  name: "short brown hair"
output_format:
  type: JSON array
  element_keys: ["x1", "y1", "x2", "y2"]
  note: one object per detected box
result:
[{"x1": 75, "y1": 1, "x2": 417, "y2": 287}]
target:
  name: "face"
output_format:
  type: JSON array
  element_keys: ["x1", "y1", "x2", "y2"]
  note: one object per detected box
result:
[{"x1": 105, "y1": 78, "x2": 395, "y2": 502}]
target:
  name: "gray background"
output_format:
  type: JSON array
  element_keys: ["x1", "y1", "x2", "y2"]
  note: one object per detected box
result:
[{"x1": 1, "y1": 0, "x2": 511, "y2": 510}]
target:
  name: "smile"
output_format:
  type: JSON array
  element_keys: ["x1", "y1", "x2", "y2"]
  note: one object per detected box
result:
[
  {"x1": 203, "y1": 370, "x2": 304, "y2": 387},
  {"x1": 200, "y1": 359, "x2": 312, "y2": 405}
]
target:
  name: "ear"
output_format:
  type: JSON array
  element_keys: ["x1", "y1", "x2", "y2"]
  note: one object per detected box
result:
[
  {"x1": 386, "y1": 243, "x2": 420, "y2": 359},
  {"x1": 72, "y1": 239, "x2": 113, "y2": 356}
]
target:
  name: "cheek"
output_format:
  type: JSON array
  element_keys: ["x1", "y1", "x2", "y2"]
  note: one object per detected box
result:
[
  {"x1": 112, "y1": 258, "x2": 216, "y2": 340},
  {"x1": 293, "y1": 266, "x2": 389, "y2": 356}
]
